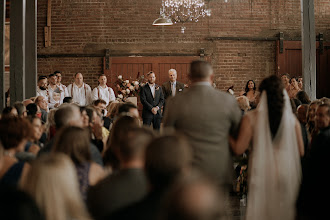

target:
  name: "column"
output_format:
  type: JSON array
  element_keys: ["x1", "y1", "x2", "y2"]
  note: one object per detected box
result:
[
  {"x1": 10, "y1": 0, "x2": 26, "y2": 104},
  {"x1": 0, "y1": 1, "x2": 5, "y2": 110},
  {"x1": 25, "y1": 0, "x2": 37, "y2": 98},
  {"x1": 301, "y1": 0, "x2": 316, "y2": 100}
]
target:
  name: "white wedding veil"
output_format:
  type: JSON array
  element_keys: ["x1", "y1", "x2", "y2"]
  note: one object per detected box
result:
[{"x1": 246, "y1": 90, "x2": 301, "y2": 220}]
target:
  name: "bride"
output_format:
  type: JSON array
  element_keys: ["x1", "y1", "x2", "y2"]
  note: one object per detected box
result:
[{"x1": 230, "y1": 75, "x2": 304, "y2": 220}]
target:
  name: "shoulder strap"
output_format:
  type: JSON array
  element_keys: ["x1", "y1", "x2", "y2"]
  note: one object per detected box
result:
[
  {"x1": 98, "y1": 87, "x2": 100, "y2": 99},
  {"x1": 71, "y1": 84, "x2": 74, "y2": 97}
]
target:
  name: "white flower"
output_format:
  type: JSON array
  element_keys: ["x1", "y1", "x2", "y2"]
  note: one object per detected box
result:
[
  {"x1": 118, "y1": 75, "x2": 122, "y2": 79},
  {"x1": 134, "y1": 81, "x2": 139, "y2": 85},
  {"x1": 129, "y1": 86, "x2": 134, "y2": 91},
  {"x1": 118, "y1": 94, "x2": 123, "y2": 99},
  {"x1": 122, "y1": 90, "x2": 126, "y2": 94},
  {"x1": 126, "y1": 89, "x2": 131, "y2": 94},
  {"x1": 125, "y1": 80, "x2": 129, "y2": 84}
]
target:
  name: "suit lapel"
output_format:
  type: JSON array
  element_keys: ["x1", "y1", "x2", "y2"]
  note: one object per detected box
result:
[{"x1": 145, "y1": 84, "x2": 153, "y2": 99}]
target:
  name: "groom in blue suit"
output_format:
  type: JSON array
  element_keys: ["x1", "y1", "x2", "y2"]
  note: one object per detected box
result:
[{"x1": 140, "y1": 71, "x2": 164, "y2": 130}]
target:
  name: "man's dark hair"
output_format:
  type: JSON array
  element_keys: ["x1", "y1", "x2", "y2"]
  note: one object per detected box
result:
[
  {"x1": 318, "y1": 103, "x2": 330, "y2": 117},
  {"x1": 118, "y1": 127, "x2": 154, "y2": 162},
  {"x1": 0, "y1": 186, "x2": 45, "y2": 220},
  {"x1": 189, "y1": 60, "x2": 213, "y2": 80},
  {"x1": 26, "y1": 103, "x2": 38, "y2": 116},
  {"x1": 54, "y1": 70, "x2": 61, "y2": 75},
  {"x1": 63, "y1": 97, "x2": 73, "y2": 104},
  {"x1": 38, "y1": 76, "x2": 47, "y2": 82},
  {"x1": 145, "y1": 135, "x2": 193, "y2": 190},
  {"x1": 118, "y1": 102, "x2": 137, "y2": 115},
  {"x1": 93, "y1": 99, "x2": 107, "y2": 106},
  {"x1": 48, "y1": 73, "x2": 56, "y2": 78},
  {"x1": 281, "y1": 73, "x2": 290, "y2": 78}
]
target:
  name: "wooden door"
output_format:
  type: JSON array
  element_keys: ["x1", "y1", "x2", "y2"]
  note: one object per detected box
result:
[
  {"x1": 103, "y1": 56, "x2": 201, "y2": 112},
  {"x1": 276, "y1": 41, "x2": 330, "y2": 98}
]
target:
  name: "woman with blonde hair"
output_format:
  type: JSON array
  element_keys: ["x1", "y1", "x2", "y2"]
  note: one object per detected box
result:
[
  {"x1": 21, "y1": 153, "x2": 91, "y2": 220},
  {"x1": 52, "y1": 126, "x2": 105, "y2": 200}
]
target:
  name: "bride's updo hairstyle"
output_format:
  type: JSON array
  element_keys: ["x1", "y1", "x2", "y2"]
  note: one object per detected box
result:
[{"x1": 258, "y1": 75, "x2": 284, "y2": 138}]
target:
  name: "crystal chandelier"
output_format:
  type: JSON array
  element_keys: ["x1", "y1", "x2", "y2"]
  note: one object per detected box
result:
[{"x1": 160, "y1": 0, "x2": 211, "y2": 33}]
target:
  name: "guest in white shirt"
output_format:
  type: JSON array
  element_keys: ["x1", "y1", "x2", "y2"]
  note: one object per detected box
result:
[
  {"x1": 67, "y1": 72, "x2": 92, "y2": 106},
  {"x1": 92, "y1": 74, "x2": 116, "y2": 106},
  {"x1": 55, "y1": 71, "x2": 69, "y2": 97},
  {"x1": 48, "y1": 73, "x2": 65, "y2": 109},
  {"x1": 36, "y1": 76, "x2": 48, "y2": 99}
]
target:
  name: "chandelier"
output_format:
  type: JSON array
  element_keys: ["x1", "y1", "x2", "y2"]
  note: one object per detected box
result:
[{"x1": 153, "y1": 0, "x2": 211, "y2": 33}]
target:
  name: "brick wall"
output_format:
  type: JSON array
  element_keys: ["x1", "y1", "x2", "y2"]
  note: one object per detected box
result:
[{"x1": 36, "y1": 0, "x2": 330, "y2": 94}]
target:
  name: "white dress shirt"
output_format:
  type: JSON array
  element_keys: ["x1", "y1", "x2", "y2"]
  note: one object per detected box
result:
[
  {"x1": 36, "y1": 88, "x2": 49, "y2": 100},
  {"x1": 149, "y1": 83, "x2": 156, "y2": 98},
  {"x1": 92, "y1": 85, "x2": 116, "y2": 106},
  {"x1": 58, "y1": 83, "x2": 69, "y2": 97},
  {"x1": 67, "y1": 83, "x2": 92, "y2": 106}
]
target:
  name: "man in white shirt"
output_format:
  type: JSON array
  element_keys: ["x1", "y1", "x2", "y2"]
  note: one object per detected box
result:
[
  {"x1": 36, "y1": 76, "x2": 49, "y2": 99},
  {"x1": 67, "y1": 72, "x2": 92, "y2": 106},
  {"x1": 92, "y1": 74, "x2": 116, "y2": 106},
  {"x1": 48, "y1": 73, "x2": 64, "y2": 109},
  {"x1": 55, "y1": 71, "x2": 69, "y2": 97}
]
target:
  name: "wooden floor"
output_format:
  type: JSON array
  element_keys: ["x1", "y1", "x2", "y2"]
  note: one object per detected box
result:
[{"x1": 227, "y1": 193, "x2": 246, "y2": 220}]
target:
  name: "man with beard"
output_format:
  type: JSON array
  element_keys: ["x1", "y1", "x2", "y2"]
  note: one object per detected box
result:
[
  {"x1": 36, "y1": 76, "x2": 48, "y2": 100},
  {"x1": 140, "y1": 71, "x2": 164, "y2": 130}
]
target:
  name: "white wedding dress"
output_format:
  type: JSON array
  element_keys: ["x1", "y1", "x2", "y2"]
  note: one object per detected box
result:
[{"x1": 246, "y1": 90, "x2": 301, "y2": 220}]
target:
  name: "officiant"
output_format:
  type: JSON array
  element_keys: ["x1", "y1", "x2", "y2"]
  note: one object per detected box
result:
[{"x1": 162, "y1": 69, "x2": 185, "y2": 111}]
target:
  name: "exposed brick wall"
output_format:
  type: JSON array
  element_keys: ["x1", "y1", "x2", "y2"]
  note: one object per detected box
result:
[{"x1": 36, "y1": 0, "x2": 330, "y2": 93}]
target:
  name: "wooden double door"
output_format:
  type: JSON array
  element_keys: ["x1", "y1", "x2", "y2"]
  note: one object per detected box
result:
[
  {"x1": 277, "y1": 41, "x2": 330, "y2": 98},
  {"x1": 103, "y1": 56, "x2": 201, "y2": 112}
]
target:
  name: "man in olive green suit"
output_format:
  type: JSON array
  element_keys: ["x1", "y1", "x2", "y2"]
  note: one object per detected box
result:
[{"x1": 163, "y1": 61, "x2": 241, "y2": 190}]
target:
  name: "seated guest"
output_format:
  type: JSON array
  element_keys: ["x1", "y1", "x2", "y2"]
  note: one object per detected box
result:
[
  {"x1": 160, "y1": 171, "x2": 227, "y2": 220},
  {"x1": 21, "y1": 153, "x2": 92, "y2": 220},
  {"x1": 105, "y1": 101, "x2": 121, "y2": 129},
  {"x1": 306, "y1": 100, "x2": 322, "y2": 142},
  {"x1": 1, "y1": 106, "x2": 18, "y2": 117},
  {"x1": 109, "y1": 135, "x2": 193, "y2": 220},
  {"x1": 236, "y1": 96, "x2": 250, "y2": 114},
  {"x1": 80, "y1": 106, "x2": 90, "y2": 128},
  {"x1": 22, "y1": 99, "x2": 33, "y2": 107},
  {"x1": 118, "y1": 102, "x2": 140, "y2": 119},
  {"x1": 0, "y1": 117, "x2": 31, "y2": 186},
  {"x1": 288, "y1": 77, "x2": 301, "y2": 99},
  {"x1": 85, "y1": 106, "x2": 107, "y2": 153},
  {"x1": 35, "y1": 96, "x2": 48, "y2": 123},
  {"x1": 45, "y1": 109, "x2": 57, "y2": 140},
  {"x1": 37, "y1": 104, "x2": 103, "y2": 166},
  {"x1": 53, "y1": 126, "x2": 105, "y2": 200},
  {"x1": 14, "y1": 102, "x2": 27, "y2": 118},
  {"x1": 0, "y1": 184, "x2": 44, "y2": 220},
  {"x1": 26, "y1": 103, "x2": 39, "y2": 117},
  {"x1": 296, "y1": 91, "x2": 311, "y2": 105},
  {"x1": 26, "y1": 116, "x2": 43, "y2": 154},
  {"x1": 63, "y1": 96, "x2": 74, "y2": 104},
  {"x1": 297, "y1": 103, "x2": 330, "y2": 219},
  {"x1": 103, "y1": 115, "x2": 140, "y2": 173},
  {"x1": 87, "y1": 127, "x2": 154, "y2": 220},
  {"x1": 281, "y1": 73, "x2": 291, "y2": 93},
  {"x1": 239, "y1": 80, "x2": 259, "y2": 109},
  {"x1": 93, "y1": 99, "x2": 112, "y2": 130}
]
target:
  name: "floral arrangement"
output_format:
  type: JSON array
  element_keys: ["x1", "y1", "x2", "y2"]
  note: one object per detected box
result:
[{"x1": 115, "y1": 73, "x2": 145, "y2": 101}]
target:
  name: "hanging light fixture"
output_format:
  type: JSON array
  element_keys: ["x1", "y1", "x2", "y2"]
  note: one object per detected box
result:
[
  {"x1": 153, "y1": 0, "x2": 211, "y2": 33},
  {"x1": 152, "y1": 8, "x2": 173, "y2": 26}
]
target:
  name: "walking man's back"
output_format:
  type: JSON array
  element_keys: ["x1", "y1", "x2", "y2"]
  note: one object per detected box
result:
[{"x1": 163, "y1": 60, "x2": 241, "y2": 187}]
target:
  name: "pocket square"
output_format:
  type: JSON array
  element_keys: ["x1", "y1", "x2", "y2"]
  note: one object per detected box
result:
[{"x1": 179, "y1": 89, "x2": 182, "y2": 92}]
